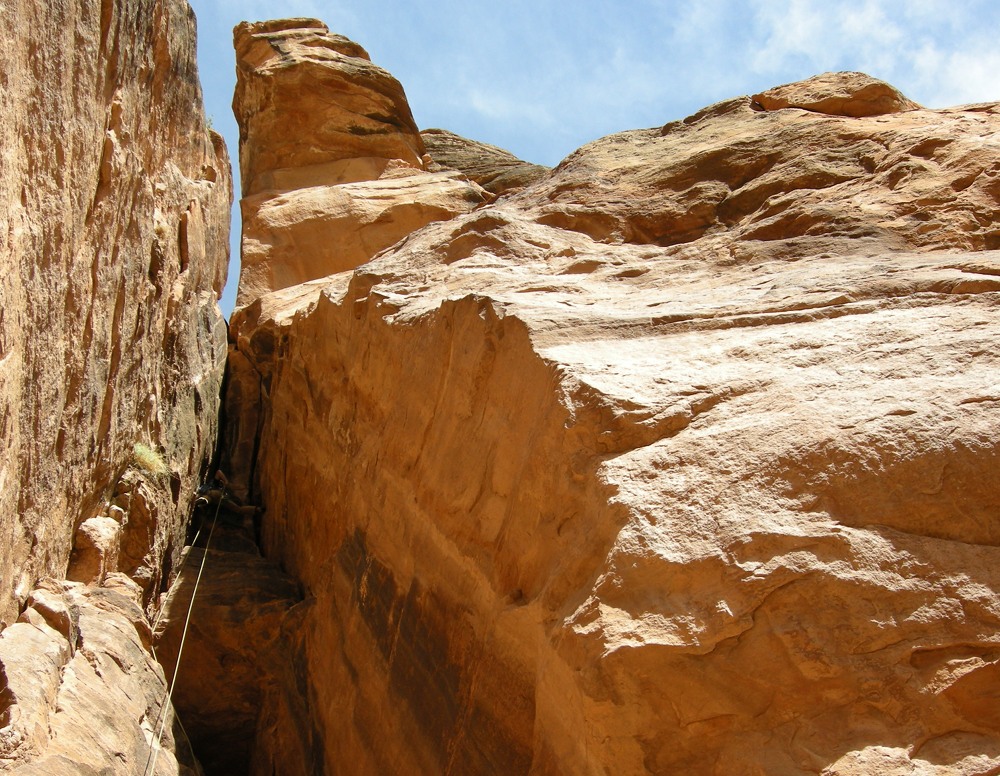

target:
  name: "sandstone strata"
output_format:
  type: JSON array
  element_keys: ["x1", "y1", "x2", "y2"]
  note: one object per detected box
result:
[
  {"x1": 228, "y1": 50, "x2": 1000, "y2": 776},
  {"x1": 232, "y1": 19, "x2": 488, "y2": 307},
  {"x1": 0, "y1": 0, "x2": 230, "y2": 772},
  {"x1": 422, "y1": 128, "x2": 550, "y2": 196},
  {"x1": 0, "y1": 0, "x2": 231, "y2": 624}
]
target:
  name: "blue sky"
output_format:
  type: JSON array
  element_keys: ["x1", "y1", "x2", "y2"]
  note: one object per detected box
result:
[{"x1": 188, "y1": 0, "x2": 1000, "y2": 315}]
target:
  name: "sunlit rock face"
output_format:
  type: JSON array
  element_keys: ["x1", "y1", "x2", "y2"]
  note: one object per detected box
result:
[
  {"x1": 232, "y1": 19, "x2": 488, "y2": 308},
  {"x1": 0, "y1": 0, "x2": 230, "y2": 771},
  {"x1": 421, "y1": 128, "x2": 551, "y2": 196},
  {"x1": 229, "y1": 24, "x2": 1000, "y2": 775},
  {"x1": 0, "y1": 0, "x2": 231, "y2": 624},
  {"x1": 0, "y1": 577, "x2": 202, "y2": 775}
]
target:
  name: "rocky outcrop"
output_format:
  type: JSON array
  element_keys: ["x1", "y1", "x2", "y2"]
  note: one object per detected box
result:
[
  {"x1": 232, "y1": 19, "x2": 488, "y2": 307},
  {"x1": 0, "y1": 0, "x2": 230, "y2": 771},
  {"x1": 0, "y1": 576, "x2": 200, "y2": 774},
  {"x1": 0, "y1": 0, "x2": 231, "y2": 625},
  {"x1": 228, "y1": 40, "x2": 1000, "y2": 776},
  {"x1": 233, "y1": 18, "x2": 421, "y2": 199},
  {"x1": 751, "y1": 71, "x2": 921, "y2": 117},
  {"x1": 421, "y1": 129, "x2": 550, "y2": 196},
  {"x1": 520, "y1": 83, "x2": 995, "y2": 253}
]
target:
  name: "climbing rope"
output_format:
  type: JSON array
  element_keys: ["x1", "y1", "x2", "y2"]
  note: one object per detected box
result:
[{"x1": 142, "y1": 485, "x2": 224, "y2": 776}]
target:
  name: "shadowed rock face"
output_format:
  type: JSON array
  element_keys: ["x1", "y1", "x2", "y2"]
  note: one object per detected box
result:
[
  {"x1": 228, "y1": 29, "x2": 1000, "y2": 776},
  {"x1": 154, "y1": 541, "x2": 306, "y2": 775}
]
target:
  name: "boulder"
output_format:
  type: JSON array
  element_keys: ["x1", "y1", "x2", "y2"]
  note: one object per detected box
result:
[
  {"x1": 751, "y1": 71, "x2": 921, "y2": 116},
  {"x1": 65, "y1": 517, "x2": 122, "y2": 585}
]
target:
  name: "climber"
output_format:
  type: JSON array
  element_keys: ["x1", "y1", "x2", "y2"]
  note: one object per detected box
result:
[{"x1": 194, "y1": 470, "x2": 260, "y2": 531}]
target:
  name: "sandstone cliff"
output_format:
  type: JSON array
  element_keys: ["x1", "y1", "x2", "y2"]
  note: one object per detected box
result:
[
  {"x1": 232, "y1": 19, "x2": 488, "y2": 308},
  {"x1": 0, "y1": 0, "x2": 230, "y2": 771},
  {"x1": 226, "y1": 24, "x2": 1000, "y2": 776}
]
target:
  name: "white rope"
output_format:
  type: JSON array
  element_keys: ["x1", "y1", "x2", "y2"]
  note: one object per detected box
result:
[
  {"x1": 143, "y1": 490, "x2": 224, "y2": 776},
  {"x1": 150, "y1": 509, "x2": 207, "y2": 637}
]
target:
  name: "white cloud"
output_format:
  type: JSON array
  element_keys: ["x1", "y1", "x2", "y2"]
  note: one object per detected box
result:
[
  {"x1": 750, "y1": 0, "x2": 828, "y2": 73},
  {"x1": 464, "y1": 86, "x2": 557, "y2": 127},
  {"x1": 739, "y1": 0, "x2": 1000, "y2": 106},
  {"x1": 916, "y1": 46, "x2": 1000, "y2": 107}
]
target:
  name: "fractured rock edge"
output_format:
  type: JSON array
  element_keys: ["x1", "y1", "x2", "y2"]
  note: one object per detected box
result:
[{"x1": 0, "y1": 577, "x2": 200, "y2": 775}]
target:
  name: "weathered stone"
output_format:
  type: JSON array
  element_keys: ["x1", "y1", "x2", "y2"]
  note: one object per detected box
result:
[
  {"x1": 0, "y1": 0, "x2": 228, "y2": 772},
  {"x1": 228, "y1": 55, "x2": 1000, "y2": 776},
  {"x1": 751, "y1": 71, "x2": 921, "y2": 117},
  {"x1": 234, "y1": 18, "x2": 423, "y2": 197},
  {"x1": 0, "y1": 579, "x2": 198, "y2": 774},
  {"x1": 0, "y1": 0, "x2": 231, "y2": 623},
  {"x1": 233, "y1": 19, "x2": 487, "y2": 308},
  {"x1": 421, "y1": 128, "x2": 550, "y2": 196},
  {"x1": 519, "y1": 84, "x2": 997, "y2": 253},
  {"x1": 238, "y1": 167, "x2": 487, "y2": 305},
  {"x1": 114, "y1": 470, "x2": 168, "y2": 605},
  {"x1": 65, "y1": 517, "x2": 121, "y2": 585}
]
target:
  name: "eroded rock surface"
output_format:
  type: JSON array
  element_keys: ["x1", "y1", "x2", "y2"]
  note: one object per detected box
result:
[
  {"x1": 233, "y1": 19, "x2": 487, "y2": 307},
  {"x1": 751, "y1": 71, "x2": 921, "y2": 117},
  {"x1": 422, "y1": 128, "x2": 550, "y2": 196},
  {"x1": 0, "y1": 0, "x2": 229, "y2": 772},
  {"x1": 0, "y1": 577, "x2": 199, "y2": 774},
  {"x1": 228, "y1": 29, "x2": 1000, "y2": 776},
  {"x1": 0, "y1": 0, "x2": 231, "y2": 623}
]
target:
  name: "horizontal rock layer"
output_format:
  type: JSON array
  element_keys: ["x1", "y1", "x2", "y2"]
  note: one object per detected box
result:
[
  {"x1": 229, "y1": 43, "x2": 1000, "y2": 776},
  {"x1": 232, "y1": 19, "x2": 487, "y2": 308}
]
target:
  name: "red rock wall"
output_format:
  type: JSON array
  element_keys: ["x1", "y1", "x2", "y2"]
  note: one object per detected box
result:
[{"x1": 0, "y1": 0, "x2": 231, "y2": 622}]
